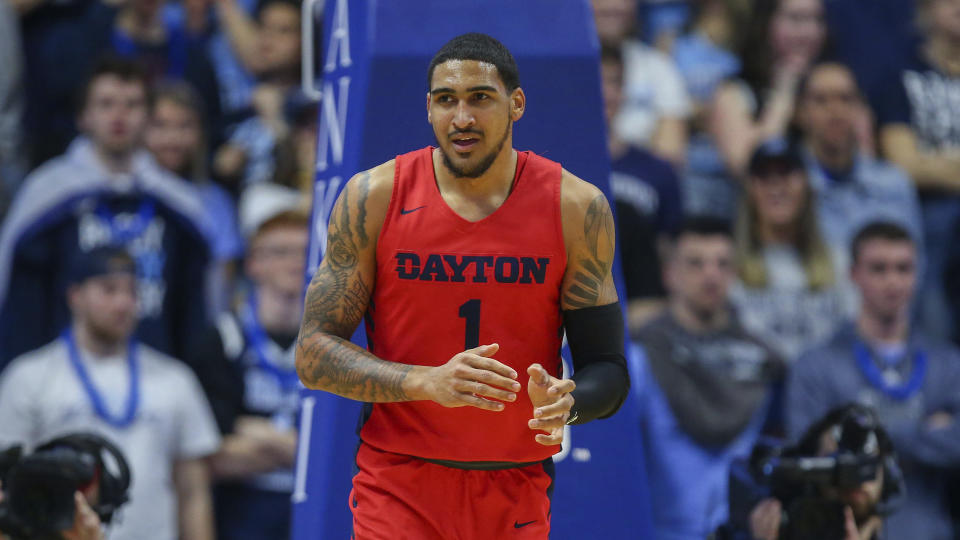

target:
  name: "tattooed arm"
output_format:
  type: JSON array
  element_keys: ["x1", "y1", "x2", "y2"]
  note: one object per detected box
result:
[
  {"x1": 543, "y1": 171, "x2": 628, "y2": 426},
  {"x1": 295, "y1": 163, "x2": 521, "y2": 408},
  {"x1": 560, "y1": 173, "x2": 619, "y2": 310}
]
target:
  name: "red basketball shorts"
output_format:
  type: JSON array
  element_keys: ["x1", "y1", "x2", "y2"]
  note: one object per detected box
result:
[{"x1": 350, "y1": 442, "x2": 555, "y2": 540}]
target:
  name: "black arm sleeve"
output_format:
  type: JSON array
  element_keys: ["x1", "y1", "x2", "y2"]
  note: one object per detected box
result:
[{"x1": 563, "y1": 302, "x2": 630, "y2": 424}]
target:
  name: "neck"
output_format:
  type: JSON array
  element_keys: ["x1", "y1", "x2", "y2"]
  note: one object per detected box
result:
[
  {"x1": 758, "y1": 220, "x2": 797, "y2": 246},
  {"x1": 809, "y1": 137, "x2": 855, "y2": 173},
  {"x1": 72, "y1": 322, "x2": 126, "y2": 357},
  {"x1": 94, "y1": 145, "x2": 134, "y2": 174},
  {"x1": 857, "y1": 309, "x2": 909, "y2": 346},
  {"x1": 433, "y1": 145, "x2": 518, "y2": 202},
  {"x1": 670, "y1": 298, "x2": 728, "y2": 333},
  {"x1": 256, "y1": 286, "x2": 303, "y2": 335},
  {"x1": 926, "y1": 34, "x2": 960, "y2": 76}
]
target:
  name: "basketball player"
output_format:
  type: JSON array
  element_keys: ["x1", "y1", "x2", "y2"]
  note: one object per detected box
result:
[{"x1": 295, "y1": 33, "x2": 630, "y2": 539}]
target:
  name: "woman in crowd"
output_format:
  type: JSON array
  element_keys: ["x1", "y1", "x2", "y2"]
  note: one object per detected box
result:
[
  {"x1": 708, "y1": 0, "x2": 826, "y2": 178},
  {"x1": 145, "y1": 81, "x2": 243, "y2": 313},
  {"x1": 729, "y1": 140, "x2": 855, "y2": 363}
]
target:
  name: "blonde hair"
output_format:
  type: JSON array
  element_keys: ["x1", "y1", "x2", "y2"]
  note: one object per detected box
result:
[{"x1": 734, "y1": 174, "x2": 835, "y2": 290}]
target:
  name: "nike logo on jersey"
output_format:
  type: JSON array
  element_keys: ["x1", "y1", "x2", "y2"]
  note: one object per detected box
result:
[
  {"x1": 394, "y1": 252, "x2": 551, "y2": 284},
  {"x1": 400, "y1": 205, "x2": 426, "y2": 215},
  {"x1": 514, "y1": 520, "x2": 536, "y2": 529}
]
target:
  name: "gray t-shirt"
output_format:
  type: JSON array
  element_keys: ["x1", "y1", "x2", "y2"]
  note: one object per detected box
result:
[
  {"x1": 730, "y1": 244, "x2": 857, "y2": 362},
  {"x1": 0, "y1": 339, "x2": 221, "y2": 540}
]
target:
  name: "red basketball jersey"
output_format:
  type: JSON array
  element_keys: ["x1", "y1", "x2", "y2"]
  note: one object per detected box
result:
[{"x1": 360, "y1": 146, "x2": 567, "y2": 463}]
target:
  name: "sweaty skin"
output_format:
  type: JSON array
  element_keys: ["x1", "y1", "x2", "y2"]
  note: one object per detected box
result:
[{"x1": 294, "y1": 58, "x2": 618, "y2": 446}]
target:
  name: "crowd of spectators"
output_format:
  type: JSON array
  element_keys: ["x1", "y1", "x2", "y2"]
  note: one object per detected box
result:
[
  {"x1": 609, "y1": 0, "x2": 960, "y2": 538},
  {"x1": 0, "y1": 0, "x2": 957, "y2": 537},
  {"x1": 0, "y1": 0, "x2": 314, "y2": 535}
]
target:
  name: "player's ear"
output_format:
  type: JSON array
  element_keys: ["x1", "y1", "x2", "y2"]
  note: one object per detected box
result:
[
  {"x1": 426, "y1": 92, "x2": 432, "y2": 123},
  {"x1": 510, "y1": 88, "x2": 525, "y2": 121}
]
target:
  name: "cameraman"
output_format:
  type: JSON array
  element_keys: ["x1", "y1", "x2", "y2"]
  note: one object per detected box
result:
[
  {"x1": 787, "y1": 221, "x2": 960, "y2": 539},
  {"x1": 747, "y1": 405, "x2": 893, "y2": 540},
  {"x1": 0, "y1": 247, "x2": 220, "y2": 540},
  {"x1": 0, "y1": 489, "x2": 101, "y2": 540}
]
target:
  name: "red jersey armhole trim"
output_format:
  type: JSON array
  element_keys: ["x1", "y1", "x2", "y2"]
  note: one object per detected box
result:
[
  {"x1": 554, "y1": 166, "x2": 567, "y2": 274},
  {"x1": 375, "y1": 158, "x2": 405, "y2": 255}
]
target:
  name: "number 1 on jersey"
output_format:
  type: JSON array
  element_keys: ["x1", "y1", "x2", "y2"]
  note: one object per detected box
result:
[{"x1": 458, "y1": 299, "x2": 481, "y2": 350}]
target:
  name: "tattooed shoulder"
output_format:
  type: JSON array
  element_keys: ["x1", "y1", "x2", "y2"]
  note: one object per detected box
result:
[{"x1": 562, "y1": 181, "x2": 616, "y2": 309}]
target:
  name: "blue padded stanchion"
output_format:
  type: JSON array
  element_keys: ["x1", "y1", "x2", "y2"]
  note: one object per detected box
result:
[{"x1": 293, "y1": 1, "x2": 654, "y2": 538}]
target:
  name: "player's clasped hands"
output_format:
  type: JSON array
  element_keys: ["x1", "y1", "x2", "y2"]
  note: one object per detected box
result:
[
  {"x1": 417, "y1": 345, "x2": 576, "y2": 446},
  {"x1": 423, "y1": 343, "x2": 521, "y2": 411},
  {"x1": 527, "y1": 363, "x2": 575, "y2": 446}
]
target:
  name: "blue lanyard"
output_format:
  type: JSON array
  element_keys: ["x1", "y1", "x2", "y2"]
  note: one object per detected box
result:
[
  {"x1": 241, "y1": 293, "x2": 301, "y2": 392},
  {"x1": 64, "y1": 329, "x2": 141, "y2": 428},
  {"x1": 96, "y1": 198, "x2": 156, "y2": 245},
  {"x1": 853, "y1": 340, "x2": 927, "y2": 401}
]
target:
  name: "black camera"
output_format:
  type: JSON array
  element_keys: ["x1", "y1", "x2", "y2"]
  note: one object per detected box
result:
[
  {"x1": 0, "y1": 433, "x2": 131, "y2": 540},
  {"x1": 725, "y1": 404, "x2": 904, "y2": 540}
]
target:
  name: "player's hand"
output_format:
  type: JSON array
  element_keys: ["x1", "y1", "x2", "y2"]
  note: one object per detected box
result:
[
  {"x1": 419, "y1": 344, "x2": 520, "y2": 411},
  {"x1": 749, "y1": 498, "x2": 782, "y2": 540},
  {"x1": 61, "y1": 492, "x2": 103, "y2": 540},
  {"x1": 527, "y1": 363, "x2": 575, "y2": 446}
]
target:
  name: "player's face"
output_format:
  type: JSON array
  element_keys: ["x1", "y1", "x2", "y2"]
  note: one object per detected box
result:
[
  {"x1": 798, "y1": 65, "x2": 860, "y2": 151},
  {"x1": 70, "y1": 274, "x2": 139, "y2": 345},
  {"x1": 852, "y1": 239, "x2": 916, "y2": 321},
  {"x1": 428, "y1": 59, "x2": 523, "y2": 179},
  {"x1": 248, "y1": 223, "x2": 309, "y2": 296},
  {"x1": 667, "y1": 235, "x2": 734, "y2": 317},
  {"x1": 145, "y1": 99, "x2": 201, "y2": 177},
  {"x1": 80, "y1": 75, "x2": 149, "y2": 157},
  {"x1": 770, "y1": 0, "x2": 825, "y2": 67},
  {"x1": 748, "y1": 165, "x2": 808, "y2": 230}
]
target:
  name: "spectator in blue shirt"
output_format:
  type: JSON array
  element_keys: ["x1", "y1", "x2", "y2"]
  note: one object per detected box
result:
[
  {"x1": 669, "y1": 0, "x2": 746, "y2": 110},
  {"x1": 632, "y1": 217, "x2": 784, "y2": 540},
  {"x1": 788, "y1": 221, "x2": 960, "y2": 540},
  {"x1": 795, "y1": 62, "x2": 923, "y2": 254}
]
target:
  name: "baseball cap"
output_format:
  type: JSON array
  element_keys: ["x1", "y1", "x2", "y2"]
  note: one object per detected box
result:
[
  {"x1": 68, "y1": 246, "x2": 137, "y2": 285},
  {"x1": 239, "y1": 183, "x2": 309, "y2": 239},
  {"x1": 747, "y1": 138, "x2": 804, "y2": 176}
]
